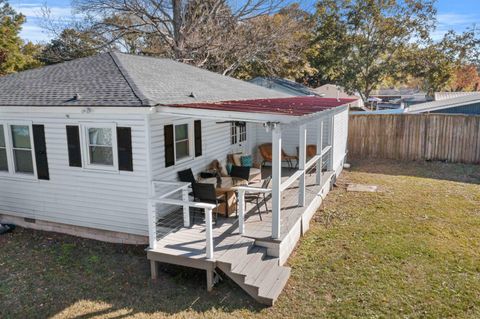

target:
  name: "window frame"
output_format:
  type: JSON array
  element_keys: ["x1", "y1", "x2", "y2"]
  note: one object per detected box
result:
[
  {"x1": 0, "y1": 124, "x2": 8, "y2": 174},
  {"x1": 238, "y1": 123, "x2": 247, "y2": 143},
  {"x1": 172, "y1": 120, "x2": 195, "y2": 165},
  {"x1": 230, "y1": 122, "x2": 238, "y2": 145},
  {"x1": 81, "y1": 122, "x2": 119, "y2": 171},
  {"x1": 0, "y1": 121, "x2": 38, "y2": 180},
  {"x1": 230, "y1": 122, "x2": 247, "y2": 145}
]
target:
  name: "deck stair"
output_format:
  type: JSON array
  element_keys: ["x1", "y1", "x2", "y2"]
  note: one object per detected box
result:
[{"x1": 217, "y1": 243, "x2": 291, "y2": 306}]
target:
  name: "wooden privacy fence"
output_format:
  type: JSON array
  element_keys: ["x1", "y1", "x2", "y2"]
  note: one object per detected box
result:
[{"x1": 348, "y1": 114, "x2": 480, "y2": 164}]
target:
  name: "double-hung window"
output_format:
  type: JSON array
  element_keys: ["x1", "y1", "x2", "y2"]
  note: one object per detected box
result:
[
  {"x1": 164, "y1": 121, "x2": 201, "y2": 168},
  {"x1": 82, "y1": 123, "x2": 118, "y2": 170},
  {"x1": 174, "y1": 123, "x2": 191, "y2": 162},
  {"x1": 11, "y1": 125, "x2": 34, "y2": 174},
  {"x1": 0, "y1": 123, "x2": 37, "y2": 178}
]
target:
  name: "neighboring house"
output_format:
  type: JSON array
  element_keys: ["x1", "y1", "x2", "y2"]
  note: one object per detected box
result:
[
  {"x1": 434, "y1": 91, "x2": 480, "y2": 101},
  {"x1": 406, "y1": 93, "x2": 480, "y2": 115},
  {"x1": 371, "y1": 87, "x2": 428, "y2": 102},
  {"x1": 312, "y1": 84, "x2": 365, "y2": 110},
  {"x1": 350, "y1": 108, "x2": 405, "y2": 115},
  {"x1": 249, "y1": 77, "x2": 318, "y2": 96},
  {"x1": 0, "y1": 52, "x2": 352, "y2": 305}
]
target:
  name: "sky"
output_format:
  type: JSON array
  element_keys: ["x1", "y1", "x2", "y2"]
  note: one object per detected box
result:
[{"x1": 9, "y1": 0, "x2": 480, "y2": 43}]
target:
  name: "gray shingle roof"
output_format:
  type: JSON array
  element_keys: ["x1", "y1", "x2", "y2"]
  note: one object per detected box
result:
[
  {"x1": 249, "y1": 77, "x2": 318, "y2": 96},
  {"x1": 0, "y1": 52, "x2": 289, "y2": 107},
  {"x1": 406, "y1": 93, "x2": 480, "y2": 113}
]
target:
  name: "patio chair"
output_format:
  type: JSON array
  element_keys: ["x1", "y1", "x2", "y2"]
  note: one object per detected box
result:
[
  {"x1": 192, "y1": 182, "x2": 225, "y2": 225},
  {"x1": 242, "y1": 176, "x2": 272, "y2": 221},
  {"x1": 258, "y1": 143, "x2": 298, "y2": 168},
  {"x1": 230, "y1": 165, "x2": 251, "y2": 182},
  {"x1": 177, "y1": 168, "x2": 196, "y2": 197},
  {"x1": 177, "y1": 168, "x2": 196, "y2": 184},
  {"x1": 296, "y1": 145, "x2": 318, "y2": 174}
]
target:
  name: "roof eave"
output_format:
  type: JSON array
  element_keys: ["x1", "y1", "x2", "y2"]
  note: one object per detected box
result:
[
  {"x1": 155, "y1": 102, "x2": 349, "y2": 124},
  {"x1": 408, "y1": 99, "x2": 480, "y2": 113}
]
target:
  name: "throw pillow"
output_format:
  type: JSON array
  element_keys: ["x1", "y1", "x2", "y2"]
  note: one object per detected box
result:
[
  {"x1": 232, "y1": 153, "x2": 242, "y2": 166},
  {"x1": 226, "y1": 162, "x2": 233, "y2": 175},
  {"x1": 241, "y1": 155, "x2": 253, "y2": 168}
]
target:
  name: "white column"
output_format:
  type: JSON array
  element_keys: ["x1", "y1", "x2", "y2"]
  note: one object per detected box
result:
[
  {"x1": 147, "y1": 200, "x2": 157, "y2": 250},
  {"x1": 298, "y1": 124, "x2": 307, "y2": 207},
  {"x1": 316, "y1": 120, "x2": 324, "y2": 185},
  {"x1": 238, "y1": 189, "x2": 245, "y2": 234},
  {"x1": 205, "y1": 208, "x2": 214, "y2": 260},
  {"x1": 271, "y1": 124, "x2": 282, "y2": 240},
  {"x1": 182, "y1": 187, "x2": 190, "y2": 227}
]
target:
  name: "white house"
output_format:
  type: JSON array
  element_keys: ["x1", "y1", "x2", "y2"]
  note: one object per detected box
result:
[
  {"x1": 0, "y1": 52, "x2": 351, "y2": 305},
  {"x1": 313, "y1": 84, "x2": 365, "y2": 109}
]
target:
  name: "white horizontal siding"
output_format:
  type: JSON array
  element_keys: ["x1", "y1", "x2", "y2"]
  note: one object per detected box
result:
[
  {"x1": 150, "y1": 113, "x2": 248, "y2": 181},
  {"x1": 332, "y1": 108, "x2": 349, "y2": 173},
  {"x1": 149, "y1": 113, "x2": 256, "y2": 217},
  {"x1": 0, "y1": 112, "x2": 149, "y2": 236}
]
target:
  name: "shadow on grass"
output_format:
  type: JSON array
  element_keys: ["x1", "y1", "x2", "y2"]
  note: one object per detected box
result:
[
  {"x1": 0, "y1": 228, "x2": 265, "y2": 318},
  {"x1": 348, "y1": 158, "x2": 480, "y2": 184}
]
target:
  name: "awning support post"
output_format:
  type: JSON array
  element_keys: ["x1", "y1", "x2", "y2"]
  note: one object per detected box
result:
[
  {"x1": 298, "y1": 124, "x2": 307, "y2": 207},
  {"x1": 271, "y1": 124, "x2": 282, "y2": 240},
  {"x1": 316, "y1": 120, "x2": 324, "y2": 185}
]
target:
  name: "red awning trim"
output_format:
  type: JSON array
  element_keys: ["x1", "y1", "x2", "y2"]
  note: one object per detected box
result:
[{"x1": 161, "y1": 96, "x2": 356, "y2": 117}]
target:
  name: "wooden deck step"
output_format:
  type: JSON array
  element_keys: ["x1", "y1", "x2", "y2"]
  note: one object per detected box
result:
[
  {"x1": 217, "y1": 244, "x2": 291, "y2": 306},
  {"x1": 258, "y1": 267, "x2": 291, "y2": 301}
]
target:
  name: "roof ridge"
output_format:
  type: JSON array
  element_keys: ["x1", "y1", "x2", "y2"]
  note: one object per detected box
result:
[{"x1": 108, "y1": 52, "x2": 153, "y2": 106}]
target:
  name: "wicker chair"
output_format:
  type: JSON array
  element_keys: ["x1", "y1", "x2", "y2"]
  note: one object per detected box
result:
[{"x1": 258, "y1": 143, "x2": 298, "y2": 168}]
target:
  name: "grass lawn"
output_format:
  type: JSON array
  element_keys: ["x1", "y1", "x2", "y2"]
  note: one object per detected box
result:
[{"x1": 1, "y1": 159, "x2": 479, "y2": 318}]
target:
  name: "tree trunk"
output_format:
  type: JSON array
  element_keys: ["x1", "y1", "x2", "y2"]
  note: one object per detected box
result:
[{"x1": 172, "y1": 0, "x2": 185, "y2": 60}]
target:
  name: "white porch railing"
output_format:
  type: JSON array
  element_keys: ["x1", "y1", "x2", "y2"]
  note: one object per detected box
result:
[
  {"x1": 280, "y1": 145, "x2": 332, "y2": 192},
  {"x1": 148, "y1": 180, "x2": 216, "y2": 260},
  {"x1": 234, "y1": 144, "x2": 331, "y2": 240},
  {"x1": 235, "y1": 186, "x2": 272, "y2": 235},
  {"x1": 267, "y1": 115, "x2": 335, "y2": 240}
]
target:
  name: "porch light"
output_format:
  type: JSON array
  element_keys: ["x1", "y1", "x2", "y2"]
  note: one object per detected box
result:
[{"x1": 263, "y1": 122, "x2": 279, "y2": 132}]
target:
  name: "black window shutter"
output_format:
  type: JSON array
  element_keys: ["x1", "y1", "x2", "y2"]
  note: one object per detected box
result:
[
  {"x1": 164, "y1": 124, "x2": 175, "y2": 167},
  {"x1": 117, "y1": 127, "x2": 133, "y2": 171},
  {"x1": 66, "y1": 125, "x2": 82, "y2": 167},
  {"x1": 194, "y1": 120, "x2": 202, "y2": 157},
  {"x1": 33, "y1": 124, "x2": 49, "y2": 180}
]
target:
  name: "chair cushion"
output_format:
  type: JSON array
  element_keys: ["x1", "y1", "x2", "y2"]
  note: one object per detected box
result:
[
  {"x1": 240, "y1": 155, "x2": 253, "y2": 167},
  {"x1": 249, "y1": 167, "x2": 262, "y2": 183}
]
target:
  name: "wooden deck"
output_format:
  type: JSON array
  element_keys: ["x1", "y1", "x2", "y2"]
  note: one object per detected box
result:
[
  {"x1": 147, "y1": 169, "x2": 335, "y2": 305},
  {"x1": 152, "y1": 170, "x2": 333, "y2": 254}
]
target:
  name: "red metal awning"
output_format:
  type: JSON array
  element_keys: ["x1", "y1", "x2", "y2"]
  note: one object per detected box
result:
[{"x1": 162, "y1": 96, "x2": 356, "y2": 116}]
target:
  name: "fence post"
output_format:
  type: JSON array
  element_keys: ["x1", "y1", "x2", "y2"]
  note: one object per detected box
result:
[
  {"x1": 205, "y1": 208, "x2": 214, "y2": 260},
  {"x1": 182, "y1": 187, "x2": 190, "y2": 227}
]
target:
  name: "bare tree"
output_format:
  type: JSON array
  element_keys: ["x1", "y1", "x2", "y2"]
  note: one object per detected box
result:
[{"x1": 73, "y1": 0, "x2": 286, "y2": 64}]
